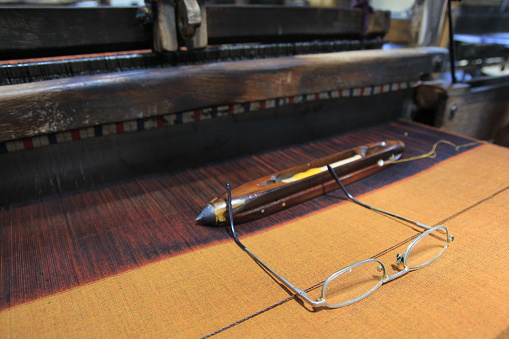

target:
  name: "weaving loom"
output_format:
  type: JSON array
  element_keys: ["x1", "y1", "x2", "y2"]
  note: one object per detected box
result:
[
  {"x1": 1, "y1": 2, "x2": 509, "y2": 338},
  {"x1": 0, "y1": 1, "x2": 448, "y2": 205}
]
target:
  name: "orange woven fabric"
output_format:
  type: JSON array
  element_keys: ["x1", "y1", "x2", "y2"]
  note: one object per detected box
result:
[{"x1": 1, "y1": 143, "x2": 508, "y2": 338}]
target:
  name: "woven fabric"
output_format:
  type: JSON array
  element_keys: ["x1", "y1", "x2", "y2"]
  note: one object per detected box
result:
[
  {"x1": 1, "y1": 142, "x2": 508, "y2": 338},
  {"x1": 1, "y1": 120, "x2": 480, "y2": 311}
]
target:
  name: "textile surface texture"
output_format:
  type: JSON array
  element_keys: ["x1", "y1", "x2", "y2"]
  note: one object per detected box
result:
[{"x1": 1, "y1": 120, "x2": 508, "y2": 338}]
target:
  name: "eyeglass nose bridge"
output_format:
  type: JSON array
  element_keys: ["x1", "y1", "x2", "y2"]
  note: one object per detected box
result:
[{"x1": 383, "y1": 266, "x2": 410, "y2": 283}]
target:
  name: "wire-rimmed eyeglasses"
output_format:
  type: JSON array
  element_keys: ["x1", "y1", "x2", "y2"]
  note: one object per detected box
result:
[{"x1": 225, "y1": 165, "x2": 454, "y2": 309}]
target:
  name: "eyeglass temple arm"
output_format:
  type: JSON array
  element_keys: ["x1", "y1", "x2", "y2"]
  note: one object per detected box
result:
[
  {"x1": 225, "y1": 183, "x2": 326, "y2": 308},
  {"x1": 326, "y1": 165, "x2": 434, "y2": 231}
]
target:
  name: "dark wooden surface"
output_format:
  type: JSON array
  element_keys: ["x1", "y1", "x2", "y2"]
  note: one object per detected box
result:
[
  {"x1": 0, "y1": 7, "x2": 152, "y2": 60},
  {"x1": 0, "y1": 120, "x2": 481, "y2": 311},
  {"x1": 456, "y1": 10, "x2": 509, "y2": 35},
  {"x1": 206, "y1": 6, "x2": 390, "y2": 43},
  {"x1": 0, "y1": 47, "x2": 447, "y2": 142},
  {"x1": 0, "y1": 6, "x2": 390, "y2": 60},
  {"x1": 415, "y1": 79, "x2": 509, "y2": 141}
]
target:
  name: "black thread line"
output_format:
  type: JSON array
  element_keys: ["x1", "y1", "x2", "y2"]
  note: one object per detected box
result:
[
  {"x1": 434, "y1": 186, "x2": 508, "y2": 226},
  {"x1": 370, "y1": 233, "x2": 421, "y2": 259},
  {"x1": 199, "y1": 295, "x2": 295, "y2": 339},
  {"x1": 370, "y1": 186, "x2": 508, "y2": 259}
]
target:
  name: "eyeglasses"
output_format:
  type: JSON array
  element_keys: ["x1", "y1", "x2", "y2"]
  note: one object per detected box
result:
[{"x1": 225, "y1": 165, "x2": 454, "y2": 309}]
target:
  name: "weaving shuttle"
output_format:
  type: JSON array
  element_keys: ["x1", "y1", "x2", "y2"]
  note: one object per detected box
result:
[{"x1": 196, "y1": 140, "x2": 404, "y2": 226}]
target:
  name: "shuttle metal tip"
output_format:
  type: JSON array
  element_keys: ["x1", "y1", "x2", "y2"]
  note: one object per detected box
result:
[{"x1": 195, "y1": 204, "x2": 216, "y2": 226}]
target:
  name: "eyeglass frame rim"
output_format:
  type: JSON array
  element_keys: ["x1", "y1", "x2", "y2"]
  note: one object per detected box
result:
[
  {"x1": 225, "y1": 168, "x2": 454, "y2": 309},
  {"x1": 321, "y1": 224, "x2": 453, "y2": 308}
]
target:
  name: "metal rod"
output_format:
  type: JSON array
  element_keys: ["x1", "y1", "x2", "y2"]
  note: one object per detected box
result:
[{"x1": 447, "y1": 0, "x2": 457, "y2": 84}]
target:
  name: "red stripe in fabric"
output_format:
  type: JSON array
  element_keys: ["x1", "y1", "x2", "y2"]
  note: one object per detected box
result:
[
  {"x1": 22, "y1": 139, "x2": 34, "y2": 150},
  {"x1": 71, "y1": 130, "x2": 81, "y2": 140}
]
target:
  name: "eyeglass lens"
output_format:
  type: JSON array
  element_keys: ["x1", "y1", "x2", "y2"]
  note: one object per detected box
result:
[
  {"x1": 405, "y1": 226, "x2": 449, "y2": 269},
  {"x1": 322, "y1": 226, "x2": 450, "y2": 307},
  {"x1": 322, "y1": 259, "x2": 384, "y2": 308}
]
